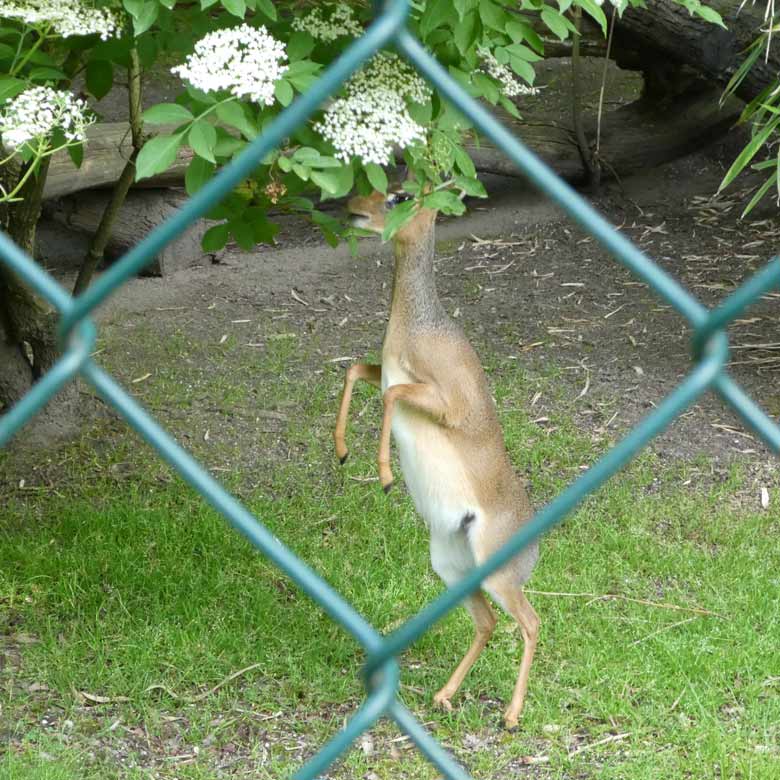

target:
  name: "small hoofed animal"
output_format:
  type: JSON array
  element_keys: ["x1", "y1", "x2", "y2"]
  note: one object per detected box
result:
[{"x1": 334, "y1": 188, "x2": 539, "y2": 728}]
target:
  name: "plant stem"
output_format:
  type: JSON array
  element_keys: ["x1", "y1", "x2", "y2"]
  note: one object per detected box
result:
[
  {"x1": 73, "y1": 46, "x2": 144, "y2": 296},
  {"x1": 10, "y1": 26, "x2": 50, "y2": 77},
  {"x1": 571, "y1": 6, "x2": 599, "y2": 188}
]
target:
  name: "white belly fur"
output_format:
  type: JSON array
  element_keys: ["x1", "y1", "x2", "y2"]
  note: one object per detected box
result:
[{"x1": 383, "y1": 360, "x2": 479, "y2": 585}]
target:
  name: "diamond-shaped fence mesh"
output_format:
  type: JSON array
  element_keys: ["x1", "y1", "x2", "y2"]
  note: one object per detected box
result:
[{"x1": 2, "y1": 2, "x2": 780, "y2": 778}]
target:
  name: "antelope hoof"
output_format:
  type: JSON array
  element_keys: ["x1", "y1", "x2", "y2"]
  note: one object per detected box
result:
[
  {"x1": 379, "y1": 461, "x2": 394, "y2": 492},
  {"x1": 503, "y1": 710, "x2": 519, "y2": 731},
  {"x1": 433, "y1": 690, "x2": 453, "y2": 712},
  {"x1": 334, "y1": 439, "x2": 349, "y2": 465}
]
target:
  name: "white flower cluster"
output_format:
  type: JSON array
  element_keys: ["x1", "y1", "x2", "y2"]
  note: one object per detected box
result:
[
  {"x1": 290, "y1": 3, "x2": 363, "y2": 42},
  {"x1": 172, "y1": 24, "x2": 288, "y2": 106},
  {"x1": 478, "y1": 48, "x2": 539, "y2": 99},
  {"x1": 0, "y1": 86, "x2": 93, "y2": 150},
  {"x1": 315, "y1": 54, "x2": 431, "y2": 165},
  {"x1": 0, "y1": 0, "x2": 120, "y2": 39}
]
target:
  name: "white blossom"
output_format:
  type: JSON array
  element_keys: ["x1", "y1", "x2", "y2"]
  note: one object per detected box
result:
[
  {"x1": 172, "y1": 24, "x2": 288, "y2": 106},
  {"x1": 478, "y1": 47, "x2": 539, "y2": 98},
  {"x1": 0, "y1": 87, "x2": 93, "y2": 150},
  {"x1": 290, "y1": 3, "x2": 363, "y2": 42},
  {"x1": 315, "y1": 53, "x2": 431, "y2": 165},
  {"x1": 0, "y1": 0, "x2": 121, "y2": 40}
]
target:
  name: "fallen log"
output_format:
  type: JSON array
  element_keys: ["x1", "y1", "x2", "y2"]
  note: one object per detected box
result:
[
  {"x1": 470, "y1": 87, "x2": 742, "y2": 181},
  {"x1": 44, "y1": 188, "x2": 219, "y2": 276},
  {"x1": 43, "y1": 82, "x2": 742, "y2": 202},
  {"x1": 614, "y1": 0, "x2": 777, "y2": 105},
  {"x1": 43, "y1": 122, "x2": 193, "y2": 200}
]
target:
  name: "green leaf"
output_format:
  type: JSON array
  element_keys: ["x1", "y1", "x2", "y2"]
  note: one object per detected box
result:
[
  {"x1": 202, "y1": 223, "x2": 230, "y2": 252},
  {"x1": 381, "y1": 200, "x2": 416, "y2": 241},
  {"x1": 454, "y1": 146, "x2": 476, "y2": 178},
  {"x1": 695, "y1": 5, "x2": 725, "y2": 27},
  {"x1": 420, "y1": 0, "x2": 450, "y2": 38},
  {"x1": 28, "y1": 66, "x2": 66, "y2": 82},
  {"x1": 142, "y1": 102, "x2": 194, "y2": 125},
  {"x1": 255, "y1": 0, "x2": 277, "y2": 20},
  {"x1": 578, "y1": 0, "x2": 608, "y2": 35},
  {"x1": 277, "y1": 155, "x2": 292, "y2": 172},
  {"x1": 719, "y1": 117, "x2": 780, "y2": 191},
  {"x1": 216, "y1": 100, "x2": 256, "y2": 138},
  {"x1": 67, "y1": 142, "x2": 84, "y2": 169},
  {"x1": 453, "y1": 9, "x2": 479, "y2": 55},
  {"x1": 214, "y1": 135, "x2": 246, "y2": 158},
  {"x1": 229, "y1": 219, "x2": 255, "y2": 251},
  {"x1": 86, "y1": 59, "x2": 113, "y2": 100},
  {"x1": 292, "y1": 162, "x2": 310, "y2": 180},
  {"x1": 136, "y1": 34, "x2": 158, "y2": 67},
  {"x1": 128, "y1": 0, "x2": 159, "y2": 36},
  {"x1": 509, "y1": 55, "x2": 535, "y2": 84},
  {"x1": 221, "y1": 0, "x2": 246, "y2": 18},
  {"x1": 424, "y1": 190, "x2": 466, "y2": 214},
  {"x1": 311, "y1": 165, "x2": 354, "y2": 199},
  {"x1": 274, "y1": 79, "x2": 294, "y2": 107},
  {"x1": 0, "y1": 76, "x2": 26, "y2": 104},
  {"x1": 185, "y1": 156, "x2": 215, "y2": 194},
  {"x1": 135, "y1": 133, "x2": 183, "y2": 181},
  {"x1": 499, "y1": 93, "x2": 521, "y2": 118},
  {"x1": 479, "y1": 0, "x2": 506, "y2": 31},
  {"x1": 285, "y1": 60, "x2": 322, "y2": 92},
  {"x1": 453, "y1": 0, "x2": 469, "y2": 19},
  {"x1": 506, "y1": 19, "x2": 544, "y2": 52},
  {"x1": 0, "y1": 43, "x2": 15, "y2": 60},
  {"x1": 189, "y1": 120, "x2": 218, "y2": 162},
  {"x1": 292, "y1": 146, "x2": 320, "y2": 164},
  {"x1": 453, "y1": 175, "x2": 486, "y2": 197},
  {"x1": 472, "y1": 72, "x2": 500, "y2": 104},
  {"x1": 245, "y1": 208, "x2": 280, "y2": 244},
  {"x1": 741, "y1": 172, "x2": 775, "y2": 218},
  {"x1": 540, "y1": 7, "x2": 570, "y2": 40},
  {"x1": 506, "y1": 42, "x2": 543, "y2": 62},
  {"x1": 365, "y1": 163, "x2": 388, "y2": 194},
  {"x1": 287, "y1": 31, "x2": 315, "y2": 60}
]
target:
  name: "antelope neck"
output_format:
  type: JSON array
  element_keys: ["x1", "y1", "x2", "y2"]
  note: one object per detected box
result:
[{"x1": 390, "y1": 224, "x2": 445, "y2": 326}]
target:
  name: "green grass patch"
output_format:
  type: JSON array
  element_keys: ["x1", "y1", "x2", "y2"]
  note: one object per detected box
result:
[{"x1": 2, "y1": 355, "x2": 780, "y2": 779}]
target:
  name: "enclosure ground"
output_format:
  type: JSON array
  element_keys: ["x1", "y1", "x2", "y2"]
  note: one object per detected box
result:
[{"x1": 2, "y1": 147, "x2": 780, "y2": 779}]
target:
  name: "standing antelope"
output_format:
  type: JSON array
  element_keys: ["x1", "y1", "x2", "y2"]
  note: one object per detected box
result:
[{"x1": 333, "y1": 187, "x2": 539, "y2": 729}]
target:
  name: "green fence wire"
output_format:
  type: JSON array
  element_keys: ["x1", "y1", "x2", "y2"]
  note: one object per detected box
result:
[{"x1": 2, "y1": 1, "x2": 780, "y2": 777}]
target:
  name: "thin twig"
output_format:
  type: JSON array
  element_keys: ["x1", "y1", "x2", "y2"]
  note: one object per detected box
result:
[
  {"x1": 630, "y1": 617, "x2": 698, "y2": 646},
  {"x1": 144, "y1": 662, "x2": 263, "y2": 703},
  {"x1": 524, "y1": 589, "x2": 722, "y2": 618},
  {"x1": 520, "y1": 731, "x2": 631, "y2": 764}
]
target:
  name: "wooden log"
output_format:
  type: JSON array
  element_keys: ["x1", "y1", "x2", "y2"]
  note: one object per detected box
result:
[
  {"x1": 44, "y1": 188, "x2": 219, "y2": 276},
  {"x1": 42, "y1": 81, "x2": 741, "y2": 202},
  {"x1": 43, "y1": 122, "x2": 193, "y2": 200},
  {"x1": 468, "y1": 87, "x2": 743, "y2": 181},
  {"x1": 609, "y1": 0, "x2": 775, "y2": 104}
]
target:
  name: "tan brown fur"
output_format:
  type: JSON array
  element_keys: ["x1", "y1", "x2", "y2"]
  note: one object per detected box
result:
[{"x1": 334, "y1": 189, "x2": 539, "y2": 729}]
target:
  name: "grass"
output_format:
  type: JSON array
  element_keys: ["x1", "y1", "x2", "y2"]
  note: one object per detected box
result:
[{"x1": 2, "y1": 330, "x2": 780, "y2": 779}]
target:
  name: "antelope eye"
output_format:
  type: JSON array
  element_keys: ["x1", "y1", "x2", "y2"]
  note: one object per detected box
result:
[{"x1": 385, "y1": 192, "x2": 412, "y2": 208}]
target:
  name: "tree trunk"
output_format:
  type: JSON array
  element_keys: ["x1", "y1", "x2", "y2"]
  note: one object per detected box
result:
[
  {"x1": 613, "y1": 0, "x2": 777, "y2": 104},
  {"x1": 0, "y1": 158, "x2": 80, "y2": 443}
]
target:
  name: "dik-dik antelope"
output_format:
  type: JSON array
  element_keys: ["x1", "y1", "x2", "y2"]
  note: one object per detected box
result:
[{"x1": 333, "y1": 188, "x2": 539, "y2": 728}]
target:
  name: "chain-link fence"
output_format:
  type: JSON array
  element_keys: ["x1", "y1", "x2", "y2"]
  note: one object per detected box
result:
[{"x1": 2, "y1": 2, "x2": 780, "y2": 778}]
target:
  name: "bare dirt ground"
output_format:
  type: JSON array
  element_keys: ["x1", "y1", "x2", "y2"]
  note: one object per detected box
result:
[{"x1": 33, "y1": 140, "x2": 780, "y2": 473}]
